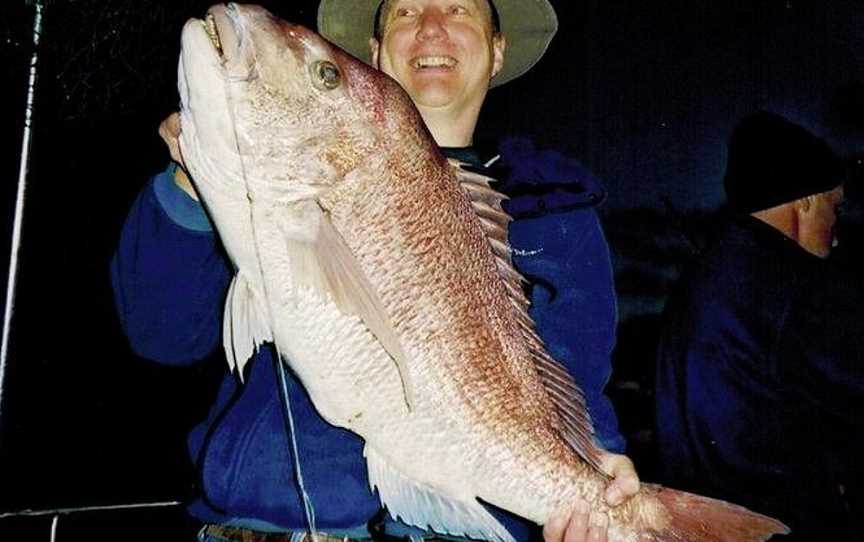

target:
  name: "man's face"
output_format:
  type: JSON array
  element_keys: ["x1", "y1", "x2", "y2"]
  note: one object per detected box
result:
[
  {"x1": 370, "y1": 0, "x2": 505, "y2": 115},
  {"x1": 799, "y1": 185, "x2": 845, "y2": 258}
]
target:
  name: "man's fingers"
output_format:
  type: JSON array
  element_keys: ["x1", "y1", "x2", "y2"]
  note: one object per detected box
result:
[
  {"x1": 545, "y1": 500, "x2": 612, "y2": 542},
  {"x1": 562, "y1": 500, "x2": 590, "y2": 542},
  {"x1": 604, "y1": 472, "x2": 639, "y2": 506},
  {"x1": 543, "y1": 508, "x2": 572, "y2": 542},
  {"x1": 158, "y1": 112, "x2": 185, "y2": 167},
  {"x1": 586, "y1": 512, "x2": 608, "y2": 542},
  {"x1": 159, "y1": 112, "x2": 182, "y2": 138},
  {"x1": 619, "y1": 469, "x2": 640, "y2": 494},
  {"x1": 605, "y1": 486, "x2": 623, "y2": 507},
  {"x1": 599, "y1": 452, "x2": 640, "y2": 506}
]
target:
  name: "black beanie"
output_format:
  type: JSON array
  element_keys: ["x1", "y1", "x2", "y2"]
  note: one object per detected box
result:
[{"x1": 723, "y1": 111, "x2": 845, "y2": 214}]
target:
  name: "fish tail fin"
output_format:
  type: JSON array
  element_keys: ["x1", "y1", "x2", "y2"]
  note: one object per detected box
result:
[{"x1": 646, "y1": 484, "x2": 790, "y2": 541}]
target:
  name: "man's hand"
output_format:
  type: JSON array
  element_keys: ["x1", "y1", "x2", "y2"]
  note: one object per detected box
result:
[
  {"x1": 158, "y1": 112, "x2": 199, "y2": 200},
  {"x1": 159, "y1": 112, "x2": 185, "y2": 167},
  {"x1": 598, "y1": 451, "x2": 639, "y2": 507},
  {"x1": 543, "y1": 500, "x2": 609, "y2": 542},
  {"x1": 542, "y1": 451, "x2": 640, "y2": 542}
]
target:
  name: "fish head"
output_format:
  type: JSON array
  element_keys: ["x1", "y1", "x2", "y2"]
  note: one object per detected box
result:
[{"x1": 179, "y1": 3, "x2": 435, "y2": 200}]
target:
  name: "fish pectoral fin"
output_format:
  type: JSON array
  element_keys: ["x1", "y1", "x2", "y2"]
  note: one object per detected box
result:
[
  {"x1": 365, "y1": 445, "x2": 515, "y2": 542},
  {"x1": 281, "y1": 200, "x2": 415, "y2": 410},
  {"x1": 223, "y1": 272, "x2": 273, "y2": 382}
]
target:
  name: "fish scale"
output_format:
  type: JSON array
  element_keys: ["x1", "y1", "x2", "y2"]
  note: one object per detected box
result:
[
  {"x1": 177, "y1": 4, "x2": 789, "y2": 541},
  {"x1": 320, "y1": 151, "x2": 604, "y2": 527}
]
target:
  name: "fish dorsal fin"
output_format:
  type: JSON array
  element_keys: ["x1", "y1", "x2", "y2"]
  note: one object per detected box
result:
[
  {"x1": 365, "y1": 444, "x2": 516, "y2": 542},
  {"x1": 453, "y1": 161, "x2": 602, "y2": 469},
  {"x1": 223, "y1": 272, "x2": 273, "y2": 381},
  {"x1": 279, "y1": 199, "x2": 415, "y2": 410}
]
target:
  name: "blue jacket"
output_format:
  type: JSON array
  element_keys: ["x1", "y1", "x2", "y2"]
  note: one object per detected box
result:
[
  {"x1": 110, "y1": 141, "x2": 622, "y2": 537},
  {"x1": 655, "y1": 216, "x2": 864, "y2": 541}
]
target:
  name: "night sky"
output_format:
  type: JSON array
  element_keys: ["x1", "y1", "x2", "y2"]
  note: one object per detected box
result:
[{"x1": 0, "y1": 1, "x2": 862, "y2": 540}]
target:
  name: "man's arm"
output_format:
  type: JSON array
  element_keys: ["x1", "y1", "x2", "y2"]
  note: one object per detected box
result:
[
  {"x1": 499, "y1": 138, "x2": 626, "y2": 452},
  {"x1": 510, "y1": 208, "x2": 626, "y2": 452},
  {"x1": 499, "y1": 140, "x2": 639, "y2": 540},
  {"x1": 532, "y1": 210, "x2": 641, "y2": 540},
  {"x1": 110, "y1": 117, "x2": 230, "y2": 364},
  {"x1": 511, "y1": 209, "x2": 640, "y2": 541}
]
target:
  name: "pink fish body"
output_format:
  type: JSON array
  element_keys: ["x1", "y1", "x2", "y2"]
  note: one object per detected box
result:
[{"x1": 177, "y1": 4, "x2": 789, "y2": 541}]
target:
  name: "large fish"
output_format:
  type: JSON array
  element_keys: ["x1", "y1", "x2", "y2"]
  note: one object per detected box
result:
[{"x1": 176, "y1": 4, "x2": 788, "y2": 541}]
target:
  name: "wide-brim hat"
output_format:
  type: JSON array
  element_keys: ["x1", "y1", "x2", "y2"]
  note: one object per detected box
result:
[{"x1": 317, "y1": 0, "x2": 558, "y2": 87}]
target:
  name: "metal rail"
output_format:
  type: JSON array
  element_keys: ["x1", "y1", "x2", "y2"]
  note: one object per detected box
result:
[
  {"x1": 0, "y1": 0, "x2": 44, "y2": 439},
  {"x1": 0, "y1": 500, "x2": 182, "y2": 542}
]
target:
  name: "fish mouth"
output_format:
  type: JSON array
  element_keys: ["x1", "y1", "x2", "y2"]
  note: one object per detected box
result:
[
  {"x1": 197, "y1": 3, "x2": 242, "y2": 61},
  {"x1": 202, "y1": 12, "x2": 223, "y2": 56},
  {"x1": 411, "y1": 55, "x2": 458, "y2": 70}
]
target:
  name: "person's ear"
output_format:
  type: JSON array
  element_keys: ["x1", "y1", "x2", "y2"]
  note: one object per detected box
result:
[
  {"x1": 369, "y1": 37, "x2": 381, "y2": 67},
  {"x1": 796, "y1": 195, "x2": 813, "y2": 214},
  {"x1": 491, "y1": 34, "x2": 506, "y2": 78}
]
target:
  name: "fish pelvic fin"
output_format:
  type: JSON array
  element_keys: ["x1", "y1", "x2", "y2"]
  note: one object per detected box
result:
[
  {"x1": 223, "y1": 272, "x2": 273, "y2": 382},
  {"x1": 454, "y1": 162, "x2": 602, "y2": 470},
  {"x1": 365, "y1": 445, "x2": 516, "y2": 542},
  {"x1": 280, "y1": 200, "x2": 415, "y2": 411},
  {"x1": 641, "y1": 484, "x2": 790, "y2": 541}
]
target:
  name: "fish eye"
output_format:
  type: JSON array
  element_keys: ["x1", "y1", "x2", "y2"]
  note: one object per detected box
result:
[{"x1": 311, "y1": 60, "x2": 341, "y2": 90}]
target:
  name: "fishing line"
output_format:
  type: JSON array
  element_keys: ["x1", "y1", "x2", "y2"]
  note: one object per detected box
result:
[
  {"x1": 275, "y1": 356, "x2": 318, "y2": 538},
  {"x1": 214, "y1": 8, "x2": 319, "y2": 538},
  {"x1": 0, "y1": 0, "x2": 44, "y2": 436}
]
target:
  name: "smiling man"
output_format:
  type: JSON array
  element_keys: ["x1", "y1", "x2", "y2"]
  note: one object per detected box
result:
[
  {"x1": 112, "y1": 1, "x2": 638, "y2": 541},
  {"x1": 368, "y1": 0, "x2": 505, "y2": 146}
]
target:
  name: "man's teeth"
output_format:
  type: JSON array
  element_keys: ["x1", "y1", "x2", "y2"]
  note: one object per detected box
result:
[
  {"x1": 414, "y1": 56, "x2": 456, "y2": 69},
  {"x1": 202, "y1": 13, "x2": 222, "y2": 54}
]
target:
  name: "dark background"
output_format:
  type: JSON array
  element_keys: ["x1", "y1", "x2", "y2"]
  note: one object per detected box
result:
[{"x1": 1, "y1": 0, "x2": 862, "y2": 540}]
